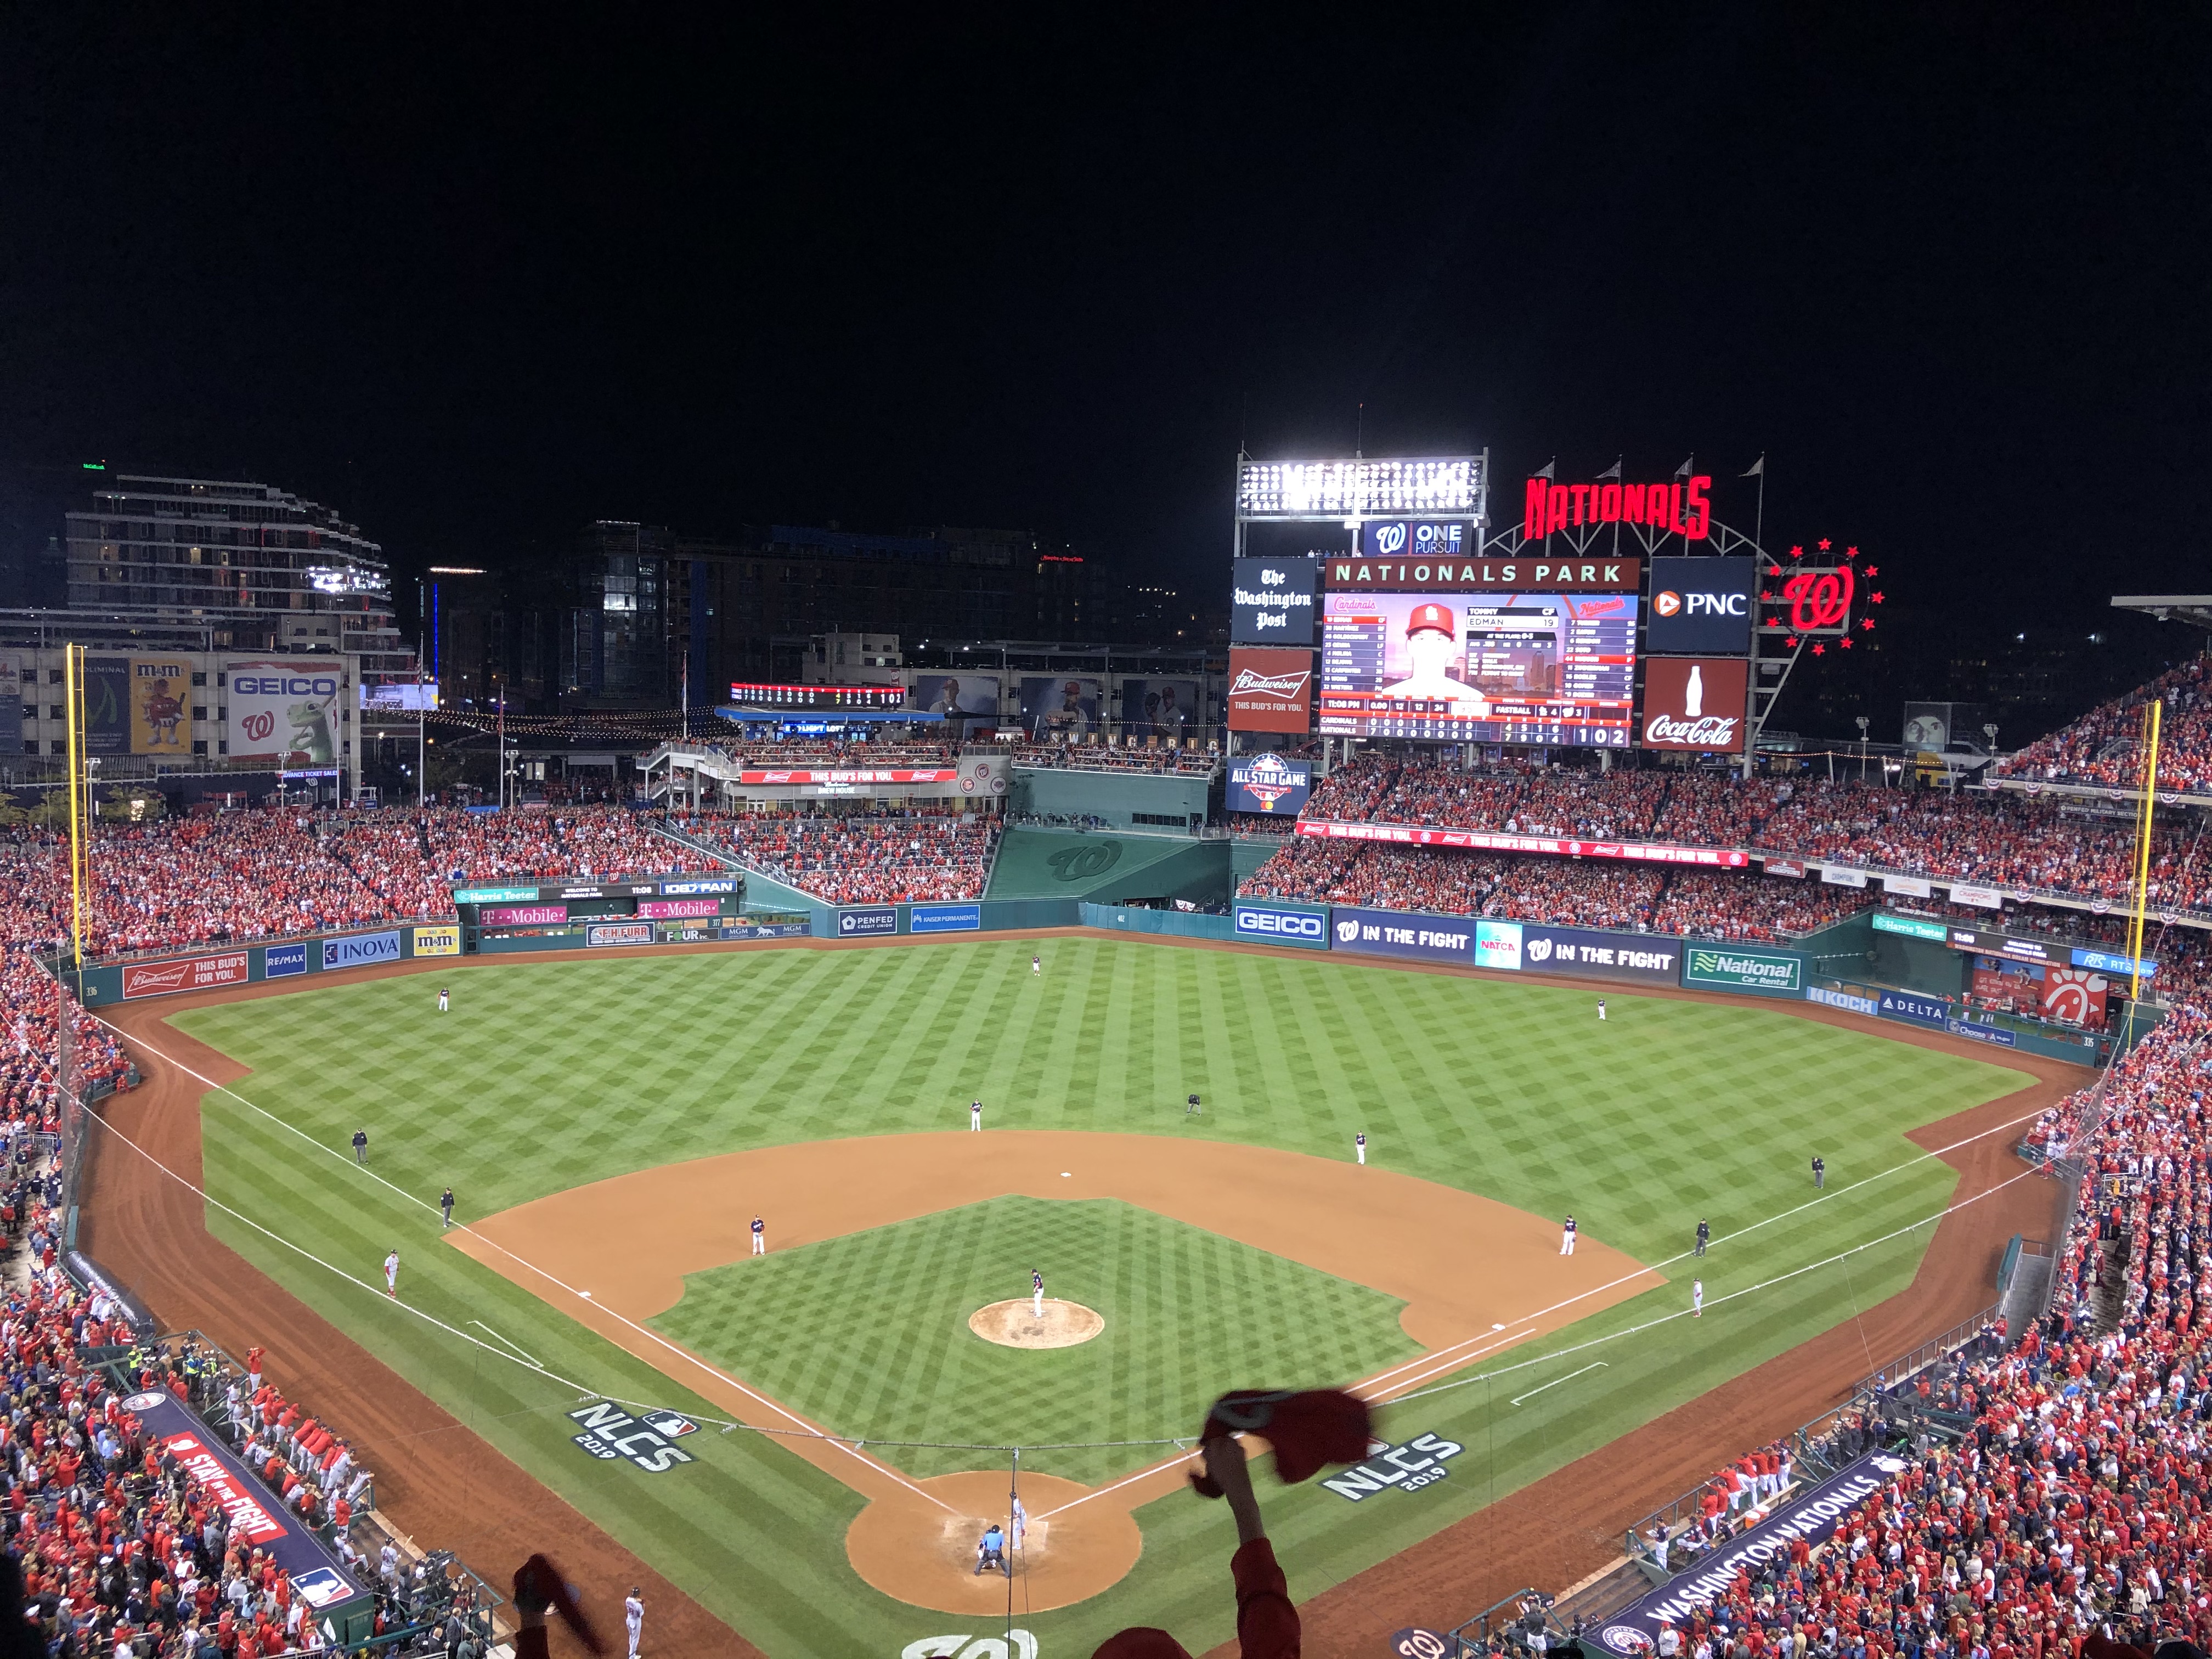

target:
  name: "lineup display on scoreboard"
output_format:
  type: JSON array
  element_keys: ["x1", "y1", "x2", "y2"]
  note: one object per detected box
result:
[{"x1": 1318, "y1": 589, "x2": 1639, "y2": 746}]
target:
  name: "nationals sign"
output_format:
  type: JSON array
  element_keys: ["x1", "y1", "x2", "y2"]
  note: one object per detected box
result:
[
  {"x1": 122, "y1": 951, "x2": 250, "y2": 999},
  {"x1": 1640, "y1": 657, "x2": 1749, "y2": 753},
  {"x1": 1296, "y1": 819, "x2": 1749, "y2": 868}
]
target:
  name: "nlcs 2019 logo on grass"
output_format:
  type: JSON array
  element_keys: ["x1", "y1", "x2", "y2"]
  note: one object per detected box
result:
[{"x1": 567, "y1": 1402, "x2": 699, "y2": 1474}]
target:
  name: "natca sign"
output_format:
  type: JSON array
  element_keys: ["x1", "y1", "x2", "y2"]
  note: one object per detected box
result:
[{"x1": 1641, "y1": 657, "x2": 1749, "y2": 753}]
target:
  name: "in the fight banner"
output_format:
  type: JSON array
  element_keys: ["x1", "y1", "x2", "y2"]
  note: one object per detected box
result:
[
  {"x1": 1593, "y1": 1450, "x2": 1908, "y2": 1654},
  {"x1": 119, "y1": 1389, "x2": 369, "y2": 1615},
  {"x1": 1296, "y1": 819, "x2": 1749, "y2": 868}
]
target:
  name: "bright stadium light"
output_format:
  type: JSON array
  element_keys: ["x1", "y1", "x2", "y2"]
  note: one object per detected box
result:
[{"x1": 1237, "y1": 455, "x2": 1487, "y2": 522}]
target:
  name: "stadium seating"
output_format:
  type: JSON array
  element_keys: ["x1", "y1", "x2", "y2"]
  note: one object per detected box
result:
[
  {"x1": 1597, "y1": 992, "x2": 2212, "y2": 1658},
  {"x1": 691, "y1": 811, "x2": 1000, "y2": 904},
  {"x1": 1998, "y1": 656, "x2": 2212, "y2": 794}
]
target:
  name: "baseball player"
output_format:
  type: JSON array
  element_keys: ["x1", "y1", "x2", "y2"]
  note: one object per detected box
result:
[
  {"x1": 1559, "y1": 1215, "x2": 1577, "y2": 1256},
  {"x1": 1032, "y1": 953, "x2": 1041, "y2": 977},
  {"x1": 970, "y1": 1099, "x2": 983, "y2": 1132},
  {"x1": 624, "y1": 1588, "x2": 644, "y2": 1658},
  {"x1": 751, "y1": 1216, "x2": 766, "y2": 1256},
  {"x1": 1812, "y1": 1155, "x2": 1826, "y2": 1189},
  {"x1": 1692, "y1": 1279, "x2": 1704, "y2": 1318},
  {"x1": 246, "y1": 1345, "x2": 264, "y2": 1392},
  {"x1": 1695, "y1": 1218, "x2": 1709, "y2": 1257},
  {"x1": 1011, "y1": 1494, "x2": 1028, "y2": 1553},
  {"x1": 383, "y1": 1250, "x2": 399, "y2": 1299},
  {"x1": 1596, "y1": 998, "x2": 1607, "y2": 1021},
  {"x1": 1031, "y1": 1267, "x2": 1045, "y2": 1319},
  {"x1": 440, "y1": 1187, "x2": 455, "y2": 1229},
  {"x1": 437, "y1": 986, "x2": 449, "y2": 1013},
  {"x1": 352, "y1": 1127, "x2": 369, "y2": 1164},
  {"x1": 1355, "y1": 1132, "x2": 1367, "y2": 1166}
]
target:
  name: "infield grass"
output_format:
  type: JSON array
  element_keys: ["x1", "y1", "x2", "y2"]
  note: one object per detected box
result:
[{"x1": 172, "y1": 936, "x2": 2035, "y2": 1658}]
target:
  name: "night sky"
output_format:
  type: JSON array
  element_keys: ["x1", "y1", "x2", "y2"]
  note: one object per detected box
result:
[{"x1": 4, "y1": 8, "x2": 2205, "y2": 736}]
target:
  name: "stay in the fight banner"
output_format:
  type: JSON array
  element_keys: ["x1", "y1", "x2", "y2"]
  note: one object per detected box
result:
[{"x1": 1592, "y1": 1449, "x2": 1909, "y2": 1654}]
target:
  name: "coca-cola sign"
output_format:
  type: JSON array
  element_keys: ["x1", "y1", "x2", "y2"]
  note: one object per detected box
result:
[{"x1": 1640, "y1": 657, "x2": 1748, "y2": 753}]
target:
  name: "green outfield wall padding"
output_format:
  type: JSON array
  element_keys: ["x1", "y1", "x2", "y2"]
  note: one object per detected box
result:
[
  {"x1": 1008, "y1": 766, "x2": 1214, "y2": 832},
  {"x1": 1077, "y1": 904, "x2": 1237, "y2": 941},
  {"x1": 1790, "y1": 908, "x2": 1876, "y2": 973},
  {"x1": 728, "y1": 869, "x2": 837, "y2": 936},
  {"x1": 985, "y1": 827, "x2": 1232, "y2": 906},
  {"x1": 1869, "y1": 930, "x2": 1971, "y2": 998}
]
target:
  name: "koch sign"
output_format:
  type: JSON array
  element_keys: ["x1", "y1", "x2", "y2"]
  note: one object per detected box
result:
[
  {"x1": 1330, "y1": 907, "x2": 1475, "y2": 966},
  {"x1": 1594, "y1": 1451, "x2": 1908, "y2": 1654},
  {"x1": 1474, "y1": 921, "x2": 1681, "y2": 985},
  {"x1": 322, "y1": 931, "x2": 400, "y2": 970},
  {"x1": 1233, "y1": 902, "x2": 1330, "y2": 947},
  {"x1": 1231, "y1": 556, "x2": 1318, "y2": 645},
  {"x1": 838, "y1": 908, "x2": 900, "y2": 938},
  {"x1": 1645, "y1": 557, "x2": 1756, "y2": 654}
]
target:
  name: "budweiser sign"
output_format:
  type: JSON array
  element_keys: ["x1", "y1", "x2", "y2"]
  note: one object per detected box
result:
[
  {"x1": 735, "y1": 769, "x2": 956, "y2": 785},
  {"x1": 122, "y1": 951, "x2": 251, "y2": 1000},
  {"x1": 1640, "y1": 657, "x2": 1748, "y2": 753},
  {"x1": 1227, "y1": 647, "x2": 1316, "y2": 733}
]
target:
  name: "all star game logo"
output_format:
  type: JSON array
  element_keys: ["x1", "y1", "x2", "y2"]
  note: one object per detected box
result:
[
  {"x1": 1232, "y1": 753, "x2": 1302, "y2": 811},
  {"x1": 567, "y1": 1402, "x2": 699, "y2": 1474}
]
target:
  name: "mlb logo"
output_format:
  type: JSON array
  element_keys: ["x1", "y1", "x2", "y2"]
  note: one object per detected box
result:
[{"x1": 642, "y1": 1411, "x2": 699, "y2": 1438}]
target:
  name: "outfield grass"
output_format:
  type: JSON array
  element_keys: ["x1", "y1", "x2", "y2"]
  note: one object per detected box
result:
[
  {"x1": 173, "y1": 937, "x2": 2031, "y2": 1658},
  {"x1": 653, "y1": 1195, "x2": 1421, "y2": 1485}
]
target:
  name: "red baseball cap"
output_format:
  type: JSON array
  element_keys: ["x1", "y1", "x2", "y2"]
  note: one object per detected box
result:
[{"x1": 1405, "y1": 602, "x2": 1455, "y2": 638}]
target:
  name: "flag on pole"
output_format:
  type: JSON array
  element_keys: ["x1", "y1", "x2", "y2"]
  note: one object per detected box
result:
[
  {"x1": 1596, "y1": 458, "x2": 1623, "y2": 479},
  {"x1": 1741, "y1": 455, "x2": 1765, "y2": 478},
  {"x1": 1674, "y1": 456, "x2": 1694, "y2": 478},
  {"x1": 1530, "y1": 459, "x2": 1556, "y2": 480}
]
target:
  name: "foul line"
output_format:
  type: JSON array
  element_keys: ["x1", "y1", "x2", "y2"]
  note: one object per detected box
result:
[{"x1": 1512, "y1": 1361, "x2": 1607, "y2": 1407}]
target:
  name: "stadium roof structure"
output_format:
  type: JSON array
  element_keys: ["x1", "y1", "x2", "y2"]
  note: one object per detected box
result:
[{"x1": 2112, "y1": 595, "x2": 2212, "y2": 631}]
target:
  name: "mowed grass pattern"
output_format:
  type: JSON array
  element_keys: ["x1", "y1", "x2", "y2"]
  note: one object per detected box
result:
[
  {"x1": 655, "y1": 1197, "x2": 1421, "y2": 1484},
  {"x1": 171, "y1": 938, "x2": 2034, "y2": 1658}
]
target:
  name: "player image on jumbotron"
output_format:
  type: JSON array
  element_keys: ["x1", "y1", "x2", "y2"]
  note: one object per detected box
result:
[{"x1": 1375, "y1": 601, "x2": 1492, "y2": 715}]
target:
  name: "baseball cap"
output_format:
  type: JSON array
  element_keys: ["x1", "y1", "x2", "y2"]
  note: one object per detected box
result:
[{"x1": 1406, "y1": 602, "x2": 1455, "y2": 638}]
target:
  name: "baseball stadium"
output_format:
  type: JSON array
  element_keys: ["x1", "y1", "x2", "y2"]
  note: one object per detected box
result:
[{"x1": 6, "y1": 464, "x2": 2210, "y2": 1659}]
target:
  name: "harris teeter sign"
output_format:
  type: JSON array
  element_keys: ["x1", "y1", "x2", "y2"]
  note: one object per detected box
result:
[{"x1": 1683, "y1": 945, "x2": 1803, "y2": 993}]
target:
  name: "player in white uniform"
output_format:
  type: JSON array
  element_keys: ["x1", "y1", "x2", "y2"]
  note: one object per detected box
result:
[
  {"x1": 1011, "y1": 1494, "x2": 1028, "y2": 1553},
  {"x1": 1031, "y1": 1267, "x2": 1045, "y2": 1319},
  {"x1": 1596, "y1": 998, "x2": 1606, "y2": 1020},
  {"x1": 1032, "y1": 953, "x2": 1041, "y2": 977},
  {"x1": 1355, "y1": 1132, "x2": 1367, "y2": 1166},
  {"x1": 1692, "y1": 1280, "x2": 1704, "y2": 1318},
  {"x1": 624, "y1": 1588, "x2": 644, "y2": 1658},
  {"x1": 751, "y1": 1215, "x2": 765, "y2": 1256},
  {"x1": 437, "y1": 986, "x2": 449, "y2": 1013},
  {"x1": 1559, "y1": 1216, "x2": 1576, "y2": 1256},
  {"x1": 383, "y1": 1250, "x2": 400, "y2": 1298},
  {"x1": 970, "y1": 1099, "x2": 983, "y2": 1132}
]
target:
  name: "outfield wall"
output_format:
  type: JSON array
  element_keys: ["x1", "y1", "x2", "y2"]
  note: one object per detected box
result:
[
  {"x1": 1008, "y1": 766, "x2": 1215, "y2": 832},
  {"x1": 64, "y1": 923, "x2": 466, "y2": 1007}
]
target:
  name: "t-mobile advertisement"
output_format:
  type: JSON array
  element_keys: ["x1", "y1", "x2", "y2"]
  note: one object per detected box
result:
[{"x1": 1329, "y1": 906, "x2": 1476, "y2": 966}]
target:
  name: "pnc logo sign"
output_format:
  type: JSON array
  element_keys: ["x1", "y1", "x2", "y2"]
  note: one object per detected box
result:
[{"x1": 1653, "y1": 589, "x2": 1746, "y2": 618}]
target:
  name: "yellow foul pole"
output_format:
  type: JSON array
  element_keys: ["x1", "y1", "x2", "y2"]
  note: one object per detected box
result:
[
  {"x1": 2125, "y1": 697, "x2": 2163, "y2": 1005},
  {"x1": 63, "y1": 645, "x2": 87, "y2": 968}
]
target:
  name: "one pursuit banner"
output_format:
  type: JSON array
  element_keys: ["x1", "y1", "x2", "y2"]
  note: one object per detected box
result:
[{"x1": 1594, "y1": 1450, "x2": 1909, "y2": 1654}]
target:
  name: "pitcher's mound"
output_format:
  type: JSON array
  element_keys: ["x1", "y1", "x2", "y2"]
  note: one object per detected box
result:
[{"x1": 968, "y1": 1299, "x2": 1103, "y2": 1348}]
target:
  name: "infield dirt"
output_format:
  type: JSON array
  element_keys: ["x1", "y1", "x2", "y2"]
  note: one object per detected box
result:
[{"x1": 74, "y1": 928, "x2": 2085, "y2": 1657}]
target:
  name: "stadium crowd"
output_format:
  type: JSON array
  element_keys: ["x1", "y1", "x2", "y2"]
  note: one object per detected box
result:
[
  {"x1": 693, "y1": 810, "x2": 1000, "y2": 904},
  {"x1": 1288, "y1": 754, "x2": 2212, "y2": 915},
  {"x1": 1999, "y1": 657, "x2": 2212, "y2": 795},
  {"x1": 1601, "y1": 983, "x2": 2212, "y2": 1659}
]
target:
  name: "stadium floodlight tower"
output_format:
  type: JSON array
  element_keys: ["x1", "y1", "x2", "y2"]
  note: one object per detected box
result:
[{"x1": 1231, "y1": 453, "x2": 1489, "y2": 768}]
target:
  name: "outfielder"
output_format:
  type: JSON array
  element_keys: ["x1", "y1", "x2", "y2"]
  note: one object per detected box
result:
[
  {"x1": 1559, "y1": 1215, "x2": 1576, "y2": 1256},
  {"x1": 1032, "y1": 953, "x2": 1041, "y2": 977},
  {"x1": 1596, "y1": 998, "x2": 1606, "y2": 1021},
  {"x1": 624, "y1": 1588, "x2": 644, "y2": 1658},
  {"x1": 437, "y1": 986, "x2": 449, "y2": 1013},
  {"x1": 1031, "y1": 1267, "x2": 1045, "y2": 1319},
  {"x1": 751, "y1": 1215, "x2": 765, "y2": 1256}
]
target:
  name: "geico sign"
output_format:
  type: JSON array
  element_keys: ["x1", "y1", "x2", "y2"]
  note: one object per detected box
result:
[
  {"x1": 1652, "y1": 589, "x2": 1747, "y2": 618},
  {"x1": 1236, "y1": 909, "x2": 1324, "y2": 939},
  {"x1": 232, "y1": 674, "x2": 340, "y2": 696},
  {"x1": 1644, "y1": 713, "x2": 1742, "y2": 746}
]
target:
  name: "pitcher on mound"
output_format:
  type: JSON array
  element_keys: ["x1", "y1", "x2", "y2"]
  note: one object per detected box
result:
[{"x1": 1031, "y1": 1267, "x2": 1045, "y2": 1319}]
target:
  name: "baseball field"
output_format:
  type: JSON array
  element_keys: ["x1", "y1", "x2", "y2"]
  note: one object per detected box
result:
[{"x1": 139, "y1": 935, "x2": 2040, "y2": 1657}]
